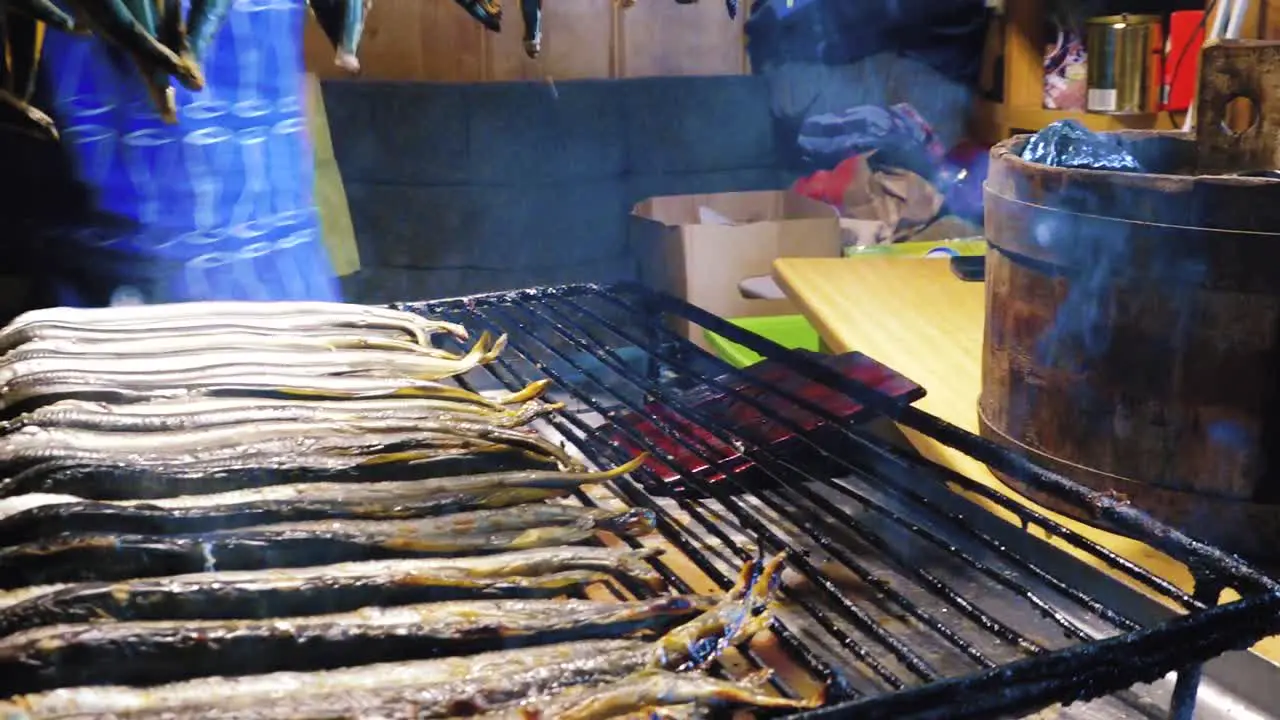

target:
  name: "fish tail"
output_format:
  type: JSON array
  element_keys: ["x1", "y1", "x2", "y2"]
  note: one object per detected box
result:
[
  {"x1": 501, "y1": 379, "x2": 552, "y2": 405},
  {"x1": 483, "y1": 333, "x2": 509, "y2": 363}
]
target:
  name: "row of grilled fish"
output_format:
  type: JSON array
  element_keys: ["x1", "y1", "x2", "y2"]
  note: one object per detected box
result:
[
  {"x1": 0, "y1": 300, "x2": 820, "y2": 718},
  {"x1": 0, "y1": 553, "x2": 818, "y2": 718}
]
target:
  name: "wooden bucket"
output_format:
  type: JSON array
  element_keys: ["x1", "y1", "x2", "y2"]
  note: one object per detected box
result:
[{"x1": 980, "y1": 41, "x2": 1280, "y2": 559}]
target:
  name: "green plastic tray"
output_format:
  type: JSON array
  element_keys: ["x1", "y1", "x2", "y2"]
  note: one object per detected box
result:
[{"x1": 704, "y1": 314, "x2": 821, "y2": 369}]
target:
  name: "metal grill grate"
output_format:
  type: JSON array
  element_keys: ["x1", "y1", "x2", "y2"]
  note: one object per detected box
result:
[{"x1": 403, "y1": 282, "x2": 1280, "y2": 719}]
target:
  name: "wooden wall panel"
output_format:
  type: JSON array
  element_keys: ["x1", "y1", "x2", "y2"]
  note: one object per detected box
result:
[
  {"x1": 486, "y1": 2, "x2": 616, "y2": 81},
  {"x1": 619, "y1": 1, "x2": 745, "y2": 77},
  {"x1": 304, "y1": 0, "x2": 746, "y2": 82}
]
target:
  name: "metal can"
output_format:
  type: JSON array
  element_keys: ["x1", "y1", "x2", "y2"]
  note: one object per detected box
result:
[{"x1": 1085, "y1": 14, "x2": 1164, "y2": 114}]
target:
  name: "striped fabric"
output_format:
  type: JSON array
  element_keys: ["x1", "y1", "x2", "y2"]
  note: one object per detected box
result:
[{"x1": 35, "y1": 0, "x2": 341, "y2": 305}]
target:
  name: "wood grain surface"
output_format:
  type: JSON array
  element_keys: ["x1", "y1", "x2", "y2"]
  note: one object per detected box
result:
[
  {"x1": 303, "y1": 0, "x2": 748, "y2": 81},
  {"x1": 772, "y1": 256, "x2": 1280, "y2": 661}
]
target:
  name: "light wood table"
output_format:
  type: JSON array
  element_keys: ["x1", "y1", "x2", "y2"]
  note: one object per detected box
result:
[{"x1": 772, "y1": 256, "x2": 1280, "y2": 661}]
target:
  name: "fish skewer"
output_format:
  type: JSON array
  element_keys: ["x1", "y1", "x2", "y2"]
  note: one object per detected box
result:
[
  {"x1": 0, "y1": 554, "x2": 785, "y2": 719},
  {"x1": 0, "y1": 596, "x2": 714, "y2": 694},
  {"x1": 0, "y1": 506, "x2": 657, "y2": 586},
  {"x1": 0, "y1": 456, "x2": 644, "y2": 543},
  {"x1": 0, "y1": 395, "x2": 556, "y2": 435},
  {"x1": 477, "y1": 669, "x2": 821, "y2": 720},
  {"x1": 0, "y1": 332, "x2": 507, "y2": 384},
  {"x1": 0, "y1": 546, "x2": 666, "y2": 637}
]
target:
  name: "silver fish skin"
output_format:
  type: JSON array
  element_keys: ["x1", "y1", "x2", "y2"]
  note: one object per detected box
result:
[
  {"x1": 0, "y1": 333, "x2": 505, "y2": 385},
  {"x1": 0, "y1": 597, "x2": 715, "y2": 695},
  {"x1": 0, "y1": 554, "x2": 782, "y2": 719},
  {"x1": 2, "y1": 640, "x2": 644, "y2": 719},
  {"x1": 0, "y1": 324, "x2": 425, "y2": 356},
  {"x1": 0, "y1": 417, "x2": 569, "y2": 466},
  {"x1": 474, "y1": 669, "x2": 822, "y2": 720},
  {"x1": 0, "y1": 332, "x2": 460, "y2": 363},
  {"x1": 0, "y1": 370, "x2": 520, "y2": 411},
  {"x1": 0, "y1": 316, "x2": 455, "y2": 355},
  {"x1": 3, "y1": 301, "x2": 465, "y2": 337},
  {"x1": 118, "y1": 457, "x2": 642, "y2": 509},
  {"x1": 0, "y1": 396, "x2": 552, "y2": 435}
]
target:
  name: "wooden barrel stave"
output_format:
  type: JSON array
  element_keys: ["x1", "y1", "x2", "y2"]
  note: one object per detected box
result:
[{"x1": 980, "y1": 131, "x2": 1280, "y2": 559}]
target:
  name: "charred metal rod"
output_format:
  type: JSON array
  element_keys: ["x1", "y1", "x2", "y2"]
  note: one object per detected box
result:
[
  {"x1": 528, "y1": 297, "x2": 1041, "y2": 661},
  {"x1": 558, "y1": 292, "x2": 1114, "y2": 644},
  {"x1": 1168, "y1": 579, "x2": 1224, "y2": 720},
  {"x1": 633, "y1": 281, "x2": 1280, "y2": 596},
  {"x1": 455, "y1": 311, "x2": 866, "y2": 700},
  {"x1": 442, "y1": 319, "x2": 851, "y2": 702},
  {"x1": 482, "y1": 301, "x2": 947, "y2": 683}
]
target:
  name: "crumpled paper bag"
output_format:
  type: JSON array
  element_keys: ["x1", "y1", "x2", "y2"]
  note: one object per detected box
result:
[{"x1": 792, "y1": 152, "x2": 944, "y2": 247}]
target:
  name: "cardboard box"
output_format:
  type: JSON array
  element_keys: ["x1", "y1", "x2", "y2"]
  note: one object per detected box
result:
[{"x1": 630, "y1": 191, "x2": 840, "y2": 347}]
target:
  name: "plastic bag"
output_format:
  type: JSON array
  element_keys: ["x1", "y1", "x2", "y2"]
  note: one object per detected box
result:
[{"x1": 1019, "y1": 120, "x2": 1144, "y2": 173}]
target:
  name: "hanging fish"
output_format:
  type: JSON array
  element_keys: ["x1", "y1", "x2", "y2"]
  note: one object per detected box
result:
[
  {"x1": 0, "y1": 87, "x2": 56, "y2": 140},
  {"x1": 518, "y1": 0, "x2": 539, "y2": 58},
  {"x1": 7, "y1": 0, "x2": 76, "y2": 33},
  {"x1": 185, "y1": 0, "x2": 233, "y2": 64},
  {"x1": 453, "y1": 0, "x2": 500, "y2": 32},
  {"x1": 3, "y1": 15, "x2": 44, "y2": 103},
  {"x1": 726, "y1": 0, "x2": 737, "y2": 19},
  {"x1": 120, "y1": 0, "x2": 176, "y2": 122},
  {"x1": 157, "y1": 0, "x2": 198, "y2": 81},
  {"x1": 308, "y1": 0, "x2": 366, "y2": 73},
  {"x1": 64, "y1": 0, "x2": 202, "y2": 91}
]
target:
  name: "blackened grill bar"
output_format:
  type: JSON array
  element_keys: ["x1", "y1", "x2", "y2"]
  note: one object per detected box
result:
[{"x1": 408, "y1": 282, "x2": 1280, "y2": 719}]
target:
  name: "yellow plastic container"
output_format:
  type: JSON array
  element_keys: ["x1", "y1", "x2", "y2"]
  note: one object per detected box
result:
[{"x1": 704, "y1": 315, "x2": 821, "y2": 369}]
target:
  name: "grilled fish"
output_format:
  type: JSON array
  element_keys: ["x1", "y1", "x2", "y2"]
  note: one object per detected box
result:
[
  {"x1": 308, "y1": 0, "x2": 366, "y2": 72},
  {"x1": 0, "y1": 457, "x2": 644, "y2": 543},
  {"x1": 60, "y1": 0, "x2": 202, "y2": 91},
  {"x1": 7, "y1": 0, "x2": 75, "y2": 32},
  {"x1": 0, "y1": 506, "x2": 657, "y2": 586},
  {"x1": 0, "y1": 446, "x2": 565, "y2": 500},
  {"x1": 1, "y1": 331, "x2": 460, "y2": 364},
  {"x1": 0, "y1": 416, "x2": 575, "y2": 471},
  {"x1": 0, "y1": 316, "x2": 459, "y2": 355},
  {"x1": 477, "y1": 669, "x2": 821, "y2": 720},
  {"x1": 0, "y1": 371, "x2": 546, "y2": 413},
  {"x1": 0, "y1": 596, "x2": 713, "y2": 694},
  {"x1": 519, "y1": 0, "x2": 541, "y2": 57},
  {"x1": 120, "y1": 0, "x2": 177, "y2": 121},
  {"x1": 0, "y1": 554, "x2": 782, "y2": 718},
  {"x1": 0, "y1": 87, "x2": 54, "y2": 140},
  {"x1": 0, "y1": 546, "x2": 665, "y2": 636},
  {"x1": 0, "y1": 395, "x2": 555, "y2": 435},
  {"x1": 0, "y1": 332, "x2": 506, "y2": 385},
  {"x1": 184, "y1": 0, "x2": 233, "y2": 61},
  {"x1": 3, "y1": 301, "x2": 464, "y2": 336},
  {"x1": 0, "y1": 324, "x2": 432, "y2": 355},
  {"x1": 453, "y1": 0, "x2": 501, "y2": 31}
]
